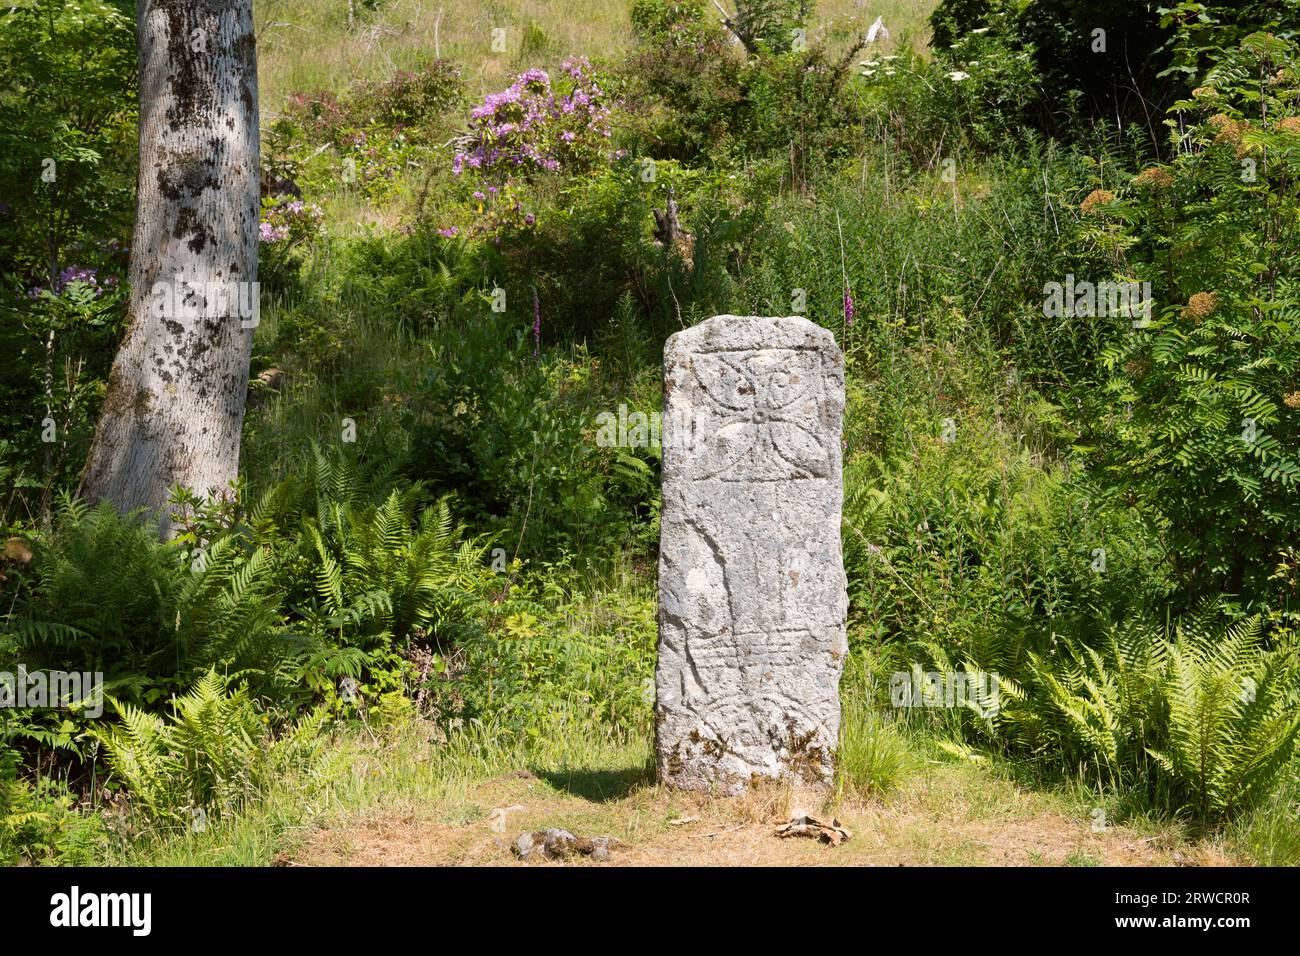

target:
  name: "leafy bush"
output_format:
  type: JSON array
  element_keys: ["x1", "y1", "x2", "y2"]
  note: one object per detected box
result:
[
  {"x1": 1081, "y1": 29, "x2": 1300, "y2": 608},
  {"x1": 406, "y1": 312, "x2": 657, "y2": 558},
  {"x1": 846, "y1": 415, "x2": 1167, "y2": 670},
  {"x1": 435, "y1": 572, "x2": 656, "y2": 742},
  {"x1": 739, "y1": 43, "x2": 868, "y2": 178},
  {"x1": 717, "y1": 0, "x2": 812, "y2": 55},
  {"x1": 858, "y1": 28, "x2": 1040, "y2": 160},
  {"x1": 0, "y1": 0, "x2": 135, "y2": 519},
  {"x1": 0, "y1": 0, "x2": 135, "y2": 285},
  {"x1": 1012, "y1": 0, "x2": 1177, "y2": 141},
  {"x1": 270, "y1": 59, "x2": 464, "y2": 204},
  {"x1": 346, "y1": 60, "x2": 465, "y2": 131},
  {"x1": 928, "y1": 0, "x2": 1176, "y2": 143},
  {"x1": 277, "y1": 59, "x2": 463, "y2": 148},
  {"x1": 927, "y1": 0, "x2": 1299, "y2": 146},
  {"x1": 624, "y1": 0, "x2": 746, "y2": 163},
  {"x1": 624, "y1": 0, "x2": 862, "y2": 173}
]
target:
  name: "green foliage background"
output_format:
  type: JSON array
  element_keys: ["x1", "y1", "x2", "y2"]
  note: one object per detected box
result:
[{"x1": 3, "y1": 0, "x2": 1300, "y2": 862}]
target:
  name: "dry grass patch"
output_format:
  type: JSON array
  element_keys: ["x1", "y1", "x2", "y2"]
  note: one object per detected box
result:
[{"x1": 292, "y1": 750, "x2": 1238, "y2": 867}]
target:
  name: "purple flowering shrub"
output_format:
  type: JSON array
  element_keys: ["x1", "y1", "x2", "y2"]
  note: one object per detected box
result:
[
  {"x1": 259, "y1": 195, "x2": 324, "y2": 285},
  {"x1": 259, "y1": 195, "x2": 323, "y2": 246},
  {"x1": 447, "y1": 58, "x2": 622, "y2": 234},
  {"x1": 21, "y1": 260, "x2": 125, "y2": 356}
]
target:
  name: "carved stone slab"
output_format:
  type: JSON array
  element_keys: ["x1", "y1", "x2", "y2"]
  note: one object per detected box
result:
[{"x1": 655, "y1": 315, "x2": 848, "y2": 794}]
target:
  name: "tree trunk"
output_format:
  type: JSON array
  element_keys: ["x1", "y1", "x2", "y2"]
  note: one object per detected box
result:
[{"x1": 79, "y1": 0, "x2": 260, "y2": 536}]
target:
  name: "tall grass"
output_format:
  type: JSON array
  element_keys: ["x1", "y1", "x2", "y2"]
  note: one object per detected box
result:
[
  {"x1": 836, "y1": 654, "x2": 915, "y2": 799},
  {"x1": 254, "y1": 0, "x2": 938, "y2": 110},
  {"x1": 107, "y1": 716, "x2": 651, "y2": 866}
]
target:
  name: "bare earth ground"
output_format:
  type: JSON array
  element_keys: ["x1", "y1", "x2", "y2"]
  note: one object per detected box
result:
[{"x1": 290, "y1": 762, "x2": 1234, "y2": 867}]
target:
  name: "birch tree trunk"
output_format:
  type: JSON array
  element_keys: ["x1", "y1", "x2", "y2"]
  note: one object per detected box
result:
[{"x1": 79, "y1": 0, "x2": 260, "y2": 536}]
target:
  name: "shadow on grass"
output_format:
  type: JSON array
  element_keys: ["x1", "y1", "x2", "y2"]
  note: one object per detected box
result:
[{"x1": 535, "y1": 760, "x2": 656, "y2": 803}]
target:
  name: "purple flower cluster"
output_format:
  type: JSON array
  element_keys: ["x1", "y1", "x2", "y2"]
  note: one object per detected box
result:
[
  {"x1": 453, "y1": 57, "x2": 616, "y2": 185},
  {"x1": 259, "y1": 221, "x2": 290, "y2": 243},
  {"x1": 260, "y1": 196, "x2": 323, "y2": 245},
  {"x1": 28, "y1": 264, "x2": 116, "y2": 299}
]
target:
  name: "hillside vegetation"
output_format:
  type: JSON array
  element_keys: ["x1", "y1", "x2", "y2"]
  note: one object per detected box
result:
[{"x1": 2, "y1": 0, "x2": 1299, "y2": 866}]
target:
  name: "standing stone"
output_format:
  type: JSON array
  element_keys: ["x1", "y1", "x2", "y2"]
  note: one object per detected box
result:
[{"x1": 655, "y1": 315, "x2": 848, "y2": 794}]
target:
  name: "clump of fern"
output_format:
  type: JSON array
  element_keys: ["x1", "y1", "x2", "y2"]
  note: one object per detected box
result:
[
  {"x1": 6, "y1": 495, "x2": 305, "y2": 704},
  {"x1": 93, "y1": 670, "x2": 270, "y2": 830},
  {"x1": 294, "y1": 452, "x2": 494, "y2": 654},
  {"x1": 1, "y1": 741, "x2": 106, "y2": 865},
  {"x1": 1148, "y1": 618, "x2": 1300, "y2": 825},
  {"x1": 6, "y1": 496, "x2": 186, "y2": 695},
  {"x1": 1007, "y1": 615, "x2": 1300, "y2": 826},
  {"x1": 173, "y1": 533, "x2": 310, "y2": 700}
]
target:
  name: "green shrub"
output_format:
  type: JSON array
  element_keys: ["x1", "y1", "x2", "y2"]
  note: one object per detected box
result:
[
  {"x1": 276, "y1": 58, "x2": 463, "y2": 151},
  {"x1": 846, "y1": 417, "x2": 1168, "y2": 672},
  {"x1": 1081, "y1": 29, "x2": 1300, "y2": 609},
  {"x1": 858, "y1": 29, "x2": 1040, "y2": 160},
  {"x1": 406, "y1": 312, "x2": 657, "y2": 559},
  {"x1": 435, "y1": 570, "x2": 656, "y2": 742},
  {"x1": 719, "y1": 0, "x2": 812, "y2": 55},
  {"x1": 623, "y1": 1, "x2": 862, "y2": 173},
  {"x1": 739, "y1": 43, "x2": 868, "y2": 179},
  {"x1": 927, "y1": 0, "x2": 1298, "y2": 147},
  {"x1": 346, "y1": 60, "x2": 464, "y2": 131},
  {"x1": 0, "y1": 0, "x2": 135, "y2": 285},
  {"x1": 624, "y1": 1, "x2": 745, "y2": 163},
  {"x1": 269, "y1": 59, "x2": 463, "y2": 206},
  {"x1": 0, "y1": 0, "x2": 136, "y2": 520},
  {"x1": 629, "y1": 0, "x2": 716, "y2": 45}
]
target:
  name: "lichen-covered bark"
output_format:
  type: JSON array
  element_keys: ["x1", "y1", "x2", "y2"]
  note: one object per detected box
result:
[{"x1": 80, "y1": 0, "x2": 259, "y2": 535}]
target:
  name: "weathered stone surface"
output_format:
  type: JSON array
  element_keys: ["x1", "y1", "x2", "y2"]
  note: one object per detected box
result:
[{"x1": 655, "y1": 314, "x2": 848, "y2": 794}]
